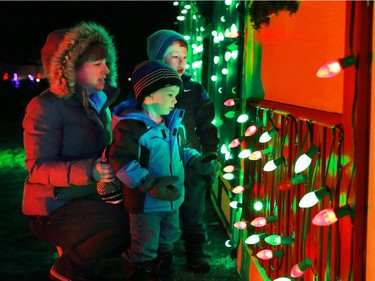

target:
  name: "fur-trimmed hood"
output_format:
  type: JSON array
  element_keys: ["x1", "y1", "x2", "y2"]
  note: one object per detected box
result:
[{"x1": 42, "y1": 21, "x2": 118, "y2": 98}]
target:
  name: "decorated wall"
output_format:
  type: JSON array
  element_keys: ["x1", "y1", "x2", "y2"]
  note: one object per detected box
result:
[{"x1": 175, "y1": 1, "x2": 372, "y2": 281}]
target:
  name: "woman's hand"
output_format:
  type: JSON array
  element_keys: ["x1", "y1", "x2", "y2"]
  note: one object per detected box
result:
[{"x1": 92, "y1": 157, "x2": 116, "y2": 182}]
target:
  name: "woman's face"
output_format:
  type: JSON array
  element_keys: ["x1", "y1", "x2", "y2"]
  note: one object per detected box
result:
[{"x1": 76, "y1": 59, "x2": 109, "y2": 94}]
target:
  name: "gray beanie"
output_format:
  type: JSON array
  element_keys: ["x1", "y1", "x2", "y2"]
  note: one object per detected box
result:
[{"x1": 147, "y1": 29, "x2": 188, "y2": 60}]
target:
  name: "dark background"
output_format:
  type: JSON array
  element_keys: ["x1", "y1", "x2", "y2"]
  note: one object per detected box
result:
[
  {"x1": 0, "y1": 1, "x2": 179, "y2": 146},
  {"x1": 0, "y1": 1, "x2": 179, "y2": 83}
]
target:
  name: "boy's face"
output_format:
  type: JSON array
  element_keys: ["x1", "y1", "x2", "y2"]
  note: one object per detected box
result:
[
  {"x1": 144, "y1": 85, "x2": 180, "y2": 116},
  {"x1": 163, "y1": 41, "x2": 187, "y2": 76}
]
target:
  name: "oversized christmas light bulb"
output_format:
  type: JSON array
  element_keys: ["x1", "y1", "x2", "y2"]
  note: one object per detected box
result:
[
  {"x1": 294, "y1": 145, "x2": 319, "y2": 173},
  {"x1": 290, "y1": 258, "x2": 312, "y2": 278},
  {"x1": 299, "y1": 185, "x2": 330, "y2": 208},
  {"x1": 233, "y1": 221, "x2": 248, "y2": 230},
  {"x1": 312, "y1": 205, "x2": 352, "y2": 226},
  {"x1": 265, "y1": 234, "x2": 293, "y2": 246},
  {"x1": 259, "y1": 128, "x2": 278, "y2": 143},
  {"x1": 249, "y1": 147, "x2": 273, "y2": 161},
  {"x1": 251, "y1": 216, "x2": 277, "y2": 227},
  {"x1": 244, "y1": 233, "x2": 267, "y2": 245},
  {"x1": 256, "y1": 249, "x2": 284, "y2": 260},
  {"x1": 231, "y1": 185, "x2": 245, "y2": 194},
  {"x1": 264, "y1": 156, "x2": 285, "y2": 172},
  {"x1": 316, "y1": 55, "x2": 356, "y2": 78}
]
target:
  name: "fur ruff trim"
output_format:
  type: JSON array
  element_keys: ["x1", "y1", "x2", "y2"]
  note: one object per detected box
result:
[{"x1": 49, "y1": 21, "x2": 118, "y2": 98}]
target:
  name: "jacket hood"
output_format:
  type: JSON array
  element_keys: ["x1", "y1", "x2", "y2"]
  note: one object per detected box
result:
[
  {"x1": 44, "y1": 21, "x2": 118, "y2": 98},
  {"x1": 112, "y1": 98, "x2": 185, "y2": 130}
]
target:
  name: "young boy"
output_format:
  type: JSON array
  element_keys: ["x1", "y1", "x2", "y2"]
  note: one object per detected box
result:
[
  {"x1": 108, "y1": 60, "x2": 220, "y2": 281},
  {"x1": 147, "y1": 29, "x2": 220, "y2": 272}
]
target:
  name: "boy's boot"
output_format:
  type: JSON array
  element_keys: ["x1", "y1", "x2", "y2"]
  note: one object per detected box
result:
[
  {"x1": 123, "y1": 259, "x2": 158, "y2": 281},
  {"x1": 156, "y1": 251, "x2": 175, "y2": 281},
  {"x1": 184, "y1": 234, "x2": 211, "y2": 273}
]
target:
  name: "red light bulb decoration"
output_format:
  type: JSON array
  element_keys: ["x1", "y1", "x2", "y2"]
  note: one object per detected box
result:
[
  {"x1": 250, "y1": 216, "x2": 277, "y2": 227},
  {"x1": 244, "y1": 120, "x2": 263, "y2": 137},
  {"x1": 229, "y1": 136, "x2": 246, "y2": 148},
  {"x1": 233, "y1": 221, "x2": 248, "y2": 230},
  {"x1": 278, "y1": 174, "x2": 307, "y2": 191},
  {"x1": 312, "y1": 204, "x2": 352, "y2": 226},
  {"x1": 245, "y1": 125, "x2": 257, "y2": 137},
  {"x1": 256, "y1": 249, "x2": 284, "y2": 260},
  {"x1": 223, "y1": 164, "x2": 236, "y2": 173},
  {"x1": 224, "y1": 98, "x2": 236, "y2": 106},
  {"x1": 249, "y1": 147, "x2": 273, "y2": 161},
  {"x1": 231, "y1": 185, "x2": 245, "y2": 194},
  {"x1": 290, "y1": 258, "x2": 312, "y2": 278},
  {"x1": 316, "y1": 55, "x2": 356, "y2": 78}
]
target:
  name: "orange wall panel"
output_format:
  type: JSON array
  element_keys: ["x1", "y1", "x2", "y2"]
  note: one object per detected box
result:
[{"x1": 255, "y1": 1, "x2": 346, "y2": 113}]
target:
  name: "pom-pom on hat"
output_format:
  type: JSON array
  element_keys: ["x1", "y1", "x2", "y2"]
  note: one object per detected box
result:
[
  {"x1": 147, "y1": 29, "x2": 188, "y2": 60},
  {"x1": 132, "y1": 60, "x2": 182, "y2": 103}
]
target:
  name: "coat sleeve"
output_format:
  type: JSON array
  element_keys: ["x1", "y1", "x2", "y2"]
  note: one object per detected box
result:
[
  {"x1": 108, "y1": 120, "x2": 149, "y2": 188},
  {"x1": 22, "y1": 96, "x2": 96, "y2": 187}
]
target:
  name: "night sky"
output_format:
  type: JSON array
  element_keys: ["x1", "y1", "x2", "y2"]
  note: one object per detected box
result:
[{"x1": 0, "y1": 1, "x2": 179, "y2": 78}]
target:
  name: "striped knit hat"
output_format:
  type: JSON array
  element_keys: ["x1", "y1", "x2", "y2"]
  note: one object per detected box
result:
[
  {"x1": 147, "y1": 29, "x2": 188, "y2": 60},
  {"x1": 132, "y1": 60, "x2": 182, "y2": 103}
]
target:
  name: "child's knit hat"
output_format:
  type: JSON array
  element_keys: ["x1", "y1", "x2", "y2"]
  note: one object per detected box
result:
[
  {"x1": 132, "y1": 60, "x2": 182, "y2": 103},
  {"x1": 147, "y1": 29, "x2": 188, "y2": 60}
]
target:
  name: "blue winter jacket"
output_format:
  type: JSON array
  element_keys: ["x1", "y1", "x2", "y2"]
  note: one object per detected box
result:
[{"x1": 108, "y1": 99, "x2": 200, "y2": 214}]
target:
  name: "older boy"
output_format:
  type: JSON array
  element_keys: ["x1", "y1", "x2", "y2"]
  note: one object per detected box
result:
[{"x1": 147, "y1": 29, "x2": 220, "y2": 272}]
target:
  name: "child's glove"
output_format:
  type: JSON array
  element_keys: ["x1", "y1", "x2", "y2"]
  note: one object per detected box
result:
[
  {"x1": 97, "y1": 178, "x2": 123, "y2": 204},
  {"x1": 188, "y1": 152, "x2": 221, "y2": 175},
  {"x1": 139, "y1": 175, "x2": 181, "y2": 201}
]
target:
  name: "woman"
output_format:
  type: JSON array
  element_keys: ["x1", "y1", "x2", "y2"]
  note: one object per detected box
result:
[{"x1": 22, "y1": 21, "x2": 129, "y2": 281}]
